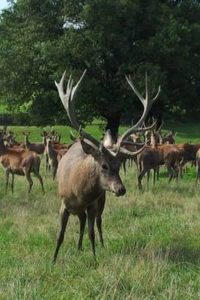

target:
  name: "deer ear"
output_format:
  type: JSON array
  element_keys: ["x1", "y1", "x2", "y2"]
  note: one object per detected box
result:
[{"x1": 80, "y1": 139, "x2": 101, "y2": 160}]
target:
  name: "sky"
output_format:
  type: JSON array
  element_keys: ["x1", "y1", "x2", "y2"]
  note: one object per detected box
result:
[{"x1": 0, "y1": 0, "x2": 9, "y2": 12}]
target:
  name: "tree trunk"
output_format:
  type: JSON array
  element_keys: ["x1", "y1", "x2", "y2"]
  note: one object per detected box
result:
[{"x1": 105, "y1": 112, "x2": 121, "y2": 143}]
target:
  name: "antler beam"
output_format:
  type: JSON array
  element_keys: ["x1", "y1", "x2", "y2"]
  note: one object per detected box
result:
[
  {"x1": 55, "y1": 70, "x2": 100, "y2": 148},
  {"x1": 116, "y1": 73, "x2": 161, "y2": 151}
]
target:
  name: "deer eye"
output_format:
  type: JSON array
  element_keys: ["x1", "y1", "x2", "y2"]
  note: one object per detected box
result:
[{"x1": 102, "y1": 164, "x2": 108, "y2": 170}]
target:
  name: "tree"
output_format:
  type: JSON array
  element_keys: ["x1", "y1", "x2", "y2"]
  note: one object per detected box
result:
[
  {"x1": 0, "y1": 0, "x2": 64, "y2": 124},
  {"x1": 0, "y1": 0, "x2": 200, "y2": 133}
]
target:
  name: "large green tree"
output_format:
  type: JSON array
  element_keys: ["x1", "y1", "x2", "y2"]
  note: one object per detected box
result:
[
  {"x1": 0, "y1": 0, "x2": 64, "y2": 124},
  {"x1": 0, "y1": 0, "x2": 200, "y2": 134}
]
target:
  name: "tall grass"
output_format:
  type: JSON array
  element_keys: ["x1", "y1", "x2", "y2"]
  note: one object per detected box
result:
[{"x1": 0, "y1": 122, "x2": 200, "y2": 299}]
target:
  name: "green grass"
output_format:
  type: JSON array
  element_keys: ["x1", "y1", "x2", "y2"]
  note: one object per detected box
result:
[{"x1": 0, "y1": 122, "x2": 200, "y2": 299}]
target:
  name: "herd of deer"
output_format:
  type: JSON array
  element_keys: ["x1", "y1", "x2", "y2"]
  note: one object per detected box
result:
[{"x1": 0, "y1": 70, "x2": 200, "y2": 263}]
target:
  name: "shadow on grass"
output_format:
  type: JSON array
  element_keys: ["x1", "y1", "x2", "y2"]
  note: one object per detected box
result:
[
  {"x1": 121, "y1": 241, "x2": 200, "y2": 266},
  {"x1": 166, "y1": 244, "x2": 200, "y2": 265}
]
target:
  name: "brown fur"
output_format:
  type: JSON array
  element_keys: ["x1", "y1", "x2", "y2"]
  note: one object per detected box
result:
[
  {"x1": 52, "y1": 140, "x2": 125, "y2": 262},
  {"x1": 137, "y1": 143, "x2": 181, "y2": 189},
  {"x1": 177, "y1": 143, "x2": 200, "y2": 177},
  {"x1": 0, "y1": 133, "x2": 44, "y2": 194}
]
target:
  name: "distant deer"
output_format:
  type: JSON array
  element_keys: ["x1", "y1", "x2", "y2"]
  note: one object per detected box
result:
[
  {"x1": 0, "y1": 132, "x2": 44, "y2": 194},
  {"x1": 45, "y1": 136, "x2": 69, "y2": 180},
  {"x1": 52, "y1": 70, "x2": 160, "y2": 263},
  {"x1": 52, "y1": 131, "x2": 61, "y2": 143},
  {"x1": 162, "y1": 131, "x2": 176, "y2": 144},
  {"x1": 137, "y1": 131, "x2": 181, "y2": 188},
  {"x1": 177, "y1": 143, "x2": 200, "y2": 178},
  {"x1": 23, "y1": 131, "x2": 46, "y2": 155}
]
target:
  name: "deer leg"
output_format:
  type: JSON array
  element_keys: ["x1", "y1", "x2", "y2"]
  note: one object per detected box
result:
[
  {"x1": 11, "y1": 173, "x2": 14, "y2": 194},
  {"x1": 32, "y1": 157, "x2": 45, "y2": 194},
  {"x1": 153, "y1": 168, "x2": 156, "y2": 186},
  {"x1": 52, "y1": 204, "x2": 69, "y2": 263},
  {"x1": 87, "y1": 205, "x2": 96, "y2": 257},
  {"x1": 96, "y1": 216, "x2": 104, "y2": 247},
  {"x1": 196, "y1": 164, "x2": 200, "y2": 184},
  {"x1": 167, "y1": 164, "x2": 173, "y2": 183},
  {"x1": 147, "y1": 170, "x2": 150, "y2": 188},
  {"x1": 34, "y1": 171, "x2": 45, "y2": 194},
  {"x1": 179, "y1": 160, "x2": 185, "y2": 179},
  {"x1": 52, "y1": 161, "x2": 58, "y2": 181},
  {"x1": 156, "y1": 166, "x2": 160, "y2": 181},
  {"x1": 5, "y1": 170, "x2": 9, "y2": 194},
  {"x1": 96, "y1": 193, "x2": 106, "y2": 247},
  {"x1": 138, "y1": 168, "x2": 147, "y2": 189},
  {"x1": 24, "y1": 170, "x2": 33, "y2": 193},
  {"x1": 77, "y1": 212, "x2": 86, "y2": 250},
  {"x1": 45, "y1": 153, "x2": 49, "y2": 173},
  {"x1": 174, "y1": 165, "x2": 179, "y2": 183}
]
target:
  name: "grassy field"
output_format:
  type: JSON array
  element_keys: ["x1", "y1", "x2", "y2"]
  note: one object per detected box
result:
[{"x1": 0, "y1": 122, "x2": 200, "y2": 299}]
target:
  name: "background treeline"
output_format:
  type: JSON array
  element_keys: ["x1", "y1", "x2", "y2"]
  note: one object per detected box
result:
[{"x1": 0, "y1": 0, "x2": 200, "y2": 135}]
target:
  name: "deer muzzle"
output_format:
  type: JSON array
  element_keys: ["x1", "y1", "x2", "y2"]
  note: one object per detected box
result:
[
  {"x1": 111, "y1": 179, "x2": 126, "y2": 197},
  {"x1": 115, "y1": 185, "x2": 126, "y2": 197}
]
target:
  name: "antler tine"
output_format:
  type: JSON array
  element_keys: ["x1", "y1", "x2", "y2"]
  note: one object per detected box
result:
[
  {"x1": 55, "y1": 69, "x2": 100, "y2": 148},
  {"x1": 125, "y1": 74, "x2": 144, "y2": 104},
  {"x1": 116, "y1": 73, "x2": 161, "y2": 150},
  {"x1": 118, "y1": 144, "x2": 146, "y2": 157},
  {"x1": 152, "y1": 85, "x2": 161, "y2": 102}
]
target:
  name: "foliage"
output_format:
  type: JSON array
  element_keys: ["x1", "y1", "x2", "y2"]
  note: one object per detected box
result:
[{"x1": 0, "y1": 0, "x2": 200, "y2": 130}]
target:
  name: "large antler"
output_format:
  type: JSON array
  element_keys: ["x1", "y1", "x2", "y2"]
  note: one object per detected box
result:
[
  {"x1": 116, "y1": 73, "x2": 161, "y2": 152},
  {"x1": 55, "y1": 70, "x2": 100, "y2": 148}
]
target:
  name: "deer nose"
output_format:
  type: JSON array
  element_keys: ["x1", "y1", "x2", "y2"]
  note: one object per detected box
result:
[{"x1": 117, "y1": 186, "x2": 126, "y2": 196}]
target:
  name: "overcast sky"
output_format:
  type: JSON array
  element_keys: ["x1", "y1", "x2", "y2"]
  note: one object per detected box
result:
[{"x1": 0, "y1": 0, "x2": 9, "y2": 12}]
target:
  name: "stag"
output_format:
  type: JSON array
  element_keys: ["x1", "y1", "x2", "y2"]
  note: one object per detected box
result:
[
  {"x1": 0, "y1": 132, "x2": 44, "y2": 194},
  {"x1": 52, "y1": 70, "x2": 160, "y2": 262}
]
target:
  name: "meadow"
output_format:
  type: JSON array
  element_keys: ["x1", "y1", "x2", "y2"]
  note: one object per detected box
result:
[{"x1": 0, "y1": 122, "x2": 200, "y2": 299}]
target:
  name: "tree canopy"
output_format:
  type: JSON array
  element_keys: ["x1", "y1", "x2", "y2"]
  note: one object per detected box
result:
[{"x1": 0, "y1": 0, "x2": 200, "y2": 134}]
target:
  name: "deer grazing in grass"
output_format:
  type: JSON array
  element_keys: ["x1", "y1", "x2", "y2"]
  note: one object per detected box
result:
[
  {"x1": 52, "y1": 70, "x2": 159, "y2": 263},
  {"x1": 0, "y1": 131, "x2": 44, "y2": 194}
]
